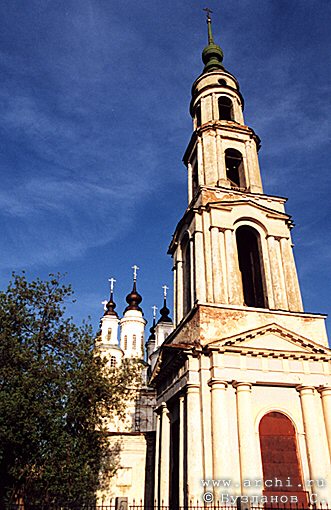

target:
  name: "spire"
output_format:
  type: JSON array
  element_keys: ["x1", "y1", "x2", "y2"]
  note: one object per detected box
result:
[
  {"x1": 202, "y1": 8, "x2": 224, "y2": 74},
  {"x1": 124, "y1": 265, "x2": 143, "y2": 313},
  {"x1": 158, "y1": 285, "x2": 172, "y2": 323},
  {"x1": 103, "y1": 277, "x2": 118, "y2": 317}
]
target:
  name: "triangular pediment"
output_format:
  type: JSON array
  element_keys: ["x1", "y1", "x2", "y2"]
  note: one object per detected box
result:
[
  {"x1": 208, "y1": 323, "x2": 331, "y2": 356},
  {"x1": 208, "y1": 199, "x2": 289, "y2": 220}
]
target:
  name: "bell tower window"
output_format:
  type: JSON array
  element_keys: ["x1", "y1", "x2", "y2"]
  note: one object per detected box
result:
[
  {"x1": 225, "y1": 148, "x2": 244, "y2": 189},
  {"x1": 181, "y1": 234, "x2": 192, "y2": 316},
  {"x1": 191, "y1": 152, "x2": 198, "y2": 197},
  {"x1": 195, "y1": 103, "x2": 201, "y2": 128},
  {"x1": 218, "y1": 96, "x2": 233, "y2": 121},
  {"x1": 236, "y1": 226, "x2": 266, "y2": 308}
]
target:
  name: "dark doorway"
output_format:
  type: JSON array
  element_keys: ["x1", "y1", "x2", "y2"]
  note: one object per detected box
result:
[
  {"x1": 218, "y1": 96, "x2": 233, "y2": 121},
  {"x1": 236, "y1": 226, "x2": 266, "y2": 308},
  {"x1": 225, "y1": 148, "x2": 244, "y2": 188},
  {"x1": 259, "y1": 412, "x2": 308, "y2": 505}
]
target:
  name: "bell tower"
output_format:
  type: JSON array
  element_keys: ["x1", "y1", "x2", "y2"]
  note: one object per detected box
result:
[
  {"x1": 170, "y1": 11, "x2": 305, "y2": 326},
  {"x1": 152, "y1": 12, "x2": 331, "y2": 508}
]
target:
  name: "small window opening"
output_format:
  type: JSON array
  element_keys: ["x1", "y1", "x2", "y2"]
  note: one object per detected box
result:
[
  {"x1": 236, "y1": 226, "x2": 266, "y2": 308},
  {"x1": 191, "y1": 153, "x2": 198, "y2": 197},
  {"x1": 110, "y1": 355, "x2": 117, "y2": 368},
  {"x1": 218, "y1": 96, "x2": 233, "y2": 121},
  {"x1": 124, "y1": 335, "x2": 128, "y2": 350},
  {"x1": 225, "y1": 148, "x2": 244, "y2": 188},
  {"x1": 196, "y1": 103, "x2": 201, "y2": 128},
  {"x1": 132, "y1": 334, "x2": 137, "y2": 350},
  {"x1": 106, "y1": 327, "x2": 112, "y2": 342},
  {"x1": 218, "y1": 79, "x2": 227, "y2": 86}
]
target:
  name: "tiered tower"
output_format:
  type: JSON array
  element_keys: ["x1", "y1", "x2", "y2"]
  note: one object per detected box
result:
[{"x1": 151, "y1": 13, "x2": 331, "y2": 509}]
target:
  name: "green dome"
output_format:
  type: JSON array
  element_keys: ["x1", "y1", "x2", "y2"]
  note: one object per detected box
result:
[{"x1": 202, "y1": 12, "x2": 224, "y2": 73}]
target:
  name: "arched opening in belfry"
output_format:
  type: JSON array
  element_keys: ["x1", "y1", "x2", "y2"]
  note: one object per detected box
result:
[
  {"x1": 225, "y1": 148, "x2": 245, "y2": 188},
  {"x1": 195, "y1": 103, "x2": 201, "y2": 128},
  {"x1": 259, "y1": 412, "x2": 307, "y2": 505},
  {"x1": 236, "y1": 225, "x2": 266, "y2": 308},
  {"x1": 191, "y1": 151, "x2": 199, "y2": 197},
  {"x1": 181, "y1": 234, "x2": 192, "y2": 316},
  {"x1": 218, "y1": 95, "x2": 233, "y2": 121}
]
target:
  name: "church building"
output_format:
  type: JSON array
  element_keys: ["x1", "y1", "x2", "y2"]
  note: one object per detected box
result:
[{"x1": 97, "y1": 13, "x2": 331, "y2": 509}]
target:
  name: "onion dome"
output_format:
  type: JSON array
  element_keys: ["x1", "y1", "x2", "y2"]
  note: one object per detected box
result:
[
  {"x1": 124, "y1": 280, "x2": 143, "y2": 313},
  {"x1": 104, "y1": 290, "x2": 118, "y2": 317},
  {"x1": 158, "y1": 297, "x2": 172, "y2": 323},
  {"x1": 202, "y1": 10, "x2": 224, "y2": 74},
  {"x1": 148, "y1": 316, "x2": 156, "y2": 341}
]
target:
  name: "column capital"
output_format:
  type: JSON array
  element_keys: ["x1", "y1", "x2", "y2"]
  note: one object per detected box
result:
[
  {"x1": 186, "y1": 382, "x2": 200, "y2": 393},
  {"x1": 232, "y1": 381, "x2": 252, "y2": 391},
  {"x1": 318, "y1": 385, "x2": 331, "y2": 396},
  {"x1": 296, "y1": 385, "x2": 316, "y2": 395},
  {"x1": 208, "y1": 378, "x2": 228, "y2": 389}
]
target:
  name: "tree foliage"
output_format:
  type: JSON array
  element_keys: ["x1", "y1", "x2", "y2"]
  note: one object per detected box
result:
[{"x1": 0, "y1": 273, "x2": 140, "y2": 508}]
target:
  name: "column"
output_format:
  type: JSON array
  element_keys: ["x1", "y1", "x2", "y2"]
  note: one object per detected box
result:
[
  {"x1": 280, "y1": 237, "x2": 303, "y2": 311},
  {"x1": 319, "y1": 386, "x2": 331, "y2": 457},
  {"x1": 245, "y1": 139, "x2": 263, "y2": 193},
  {"x1": 224, "y1": 229, "x2": 243, "y2": 305},
  {"x1": 193, "y1": 230, "x2": 206, "y2": 303},
  {"x1": 186, "y1": 383, "x2": 203, "y2": 502},
  {"x1": 159, "y1": 402, "x2": 170, "y2": 505},
  {"x1": 210, "y1": 226, "x2": 225, "y2": 303},
  {"x1": 209, "y1": 379, "x2": 230, "y2": 479},
  {"x1": 216, "y1": 133, "x2": 228, "y2": 187},
  {"x1": 176, "y1": 259, "x2": 183, "y2": 324},
  {"x1": 187, "y1": 163, "x2": 193, "y2": 203},
  {"x1": 297, "y1": 386, "x2": 331, "y2": 504},
  {"x1": 172, "y1": 263, "x2": 177, "y2": 326},
  {"x1": 179, "y1": 395, "x2": 185, "y2": 508},
  {"x1": 154, "y1": 411, "x2": 161, "y2": 506},
  {"x1": 267, "y1": 235, "x2": 288, "y2": 309},
  {"x1": 197, "y1": 138, "x2": 205, "y2": 185},
  {"x1": 234, "y1": 382, "x2": 263, "y2": 497}
]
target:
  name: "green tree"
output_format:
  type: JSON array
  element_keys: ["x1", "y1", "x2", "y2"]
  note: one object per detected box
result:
[{"x1": 0, "y1": 273, "x2": 140, "y2": 508}]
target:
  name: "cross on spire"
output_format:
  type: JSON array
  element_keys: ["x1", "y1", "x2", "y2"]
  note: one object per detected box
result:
[
  {"x1": 132, "y1": 265, "x2": 139, "y2": 281},
  {"x1": 108, "y1": 277, "x2": 116, "y2": 293},
  {"x1": 101, "y1": 299, "x2": 108, "y2": 311},
  {"x1": 152, "y1": 305, "x2": 158, "y2": 319},
  {"x1": 203, "y1": 7, "x2": 213, "y2": 21},
  {"x1": 162, "y1": 285, "x2": 169, "y2": 299}
]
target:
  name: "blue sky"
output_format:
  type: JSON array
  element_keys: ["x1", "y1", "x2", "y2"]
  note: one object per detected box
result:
[{"x1": 0, "y1": 0, "x2": 330, "y2": 338}]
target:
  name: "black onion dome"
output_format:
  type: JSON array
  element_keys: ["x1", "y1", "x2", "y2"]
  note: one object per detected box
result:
[
  {"x1": 148, "y1": 317, "x2": 156, "y2": 341},
  {"x1": 158, "y1": 298, "x2": 172, "y2": 323},
  {"x1": 124, "y1": 281, "x2": 143, "y2": 313},
  {"x1": 104, "y1": 291, "x2": 119, "y2": 318}
]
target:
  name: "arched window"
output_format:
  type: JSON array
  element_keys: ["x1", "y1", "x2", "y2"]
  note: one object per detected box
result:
[
  {"x1": 181, "y1": 234, "x2": 192, "y2": 316},
  {"x1": 218, "y1": 79, "x2": 227, "y2": 86},
  {"x1": 218, "y1": 96, "x2": 233, "y2": 121},
  {"x1": 124, "y1": 335, "x2": 128, "y2": 350},
  {"x1": 225, "y1": 148, "x2": 244, "y2": 188},
  {"x1": 259, "y1": 412, "x2": 307, "y2": 505},
  {"x1": 195, "y1": 103, "x2": 201, "y2": 128},
  {"x1": 110, "y1": 355, "x2": 117, "y2": 368},
  {"x1": 236, "y1": 226, "x2": 266, "y2": 308},
  {"x1": 106, "y1": 327, "x2": 112, "y2": 342},
  {"x1": 132, "y1": 334, "x2": 136, "y2": 350},
  {"x1": 191, "y1": 151, "x2": 198, "y2": 197}
]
